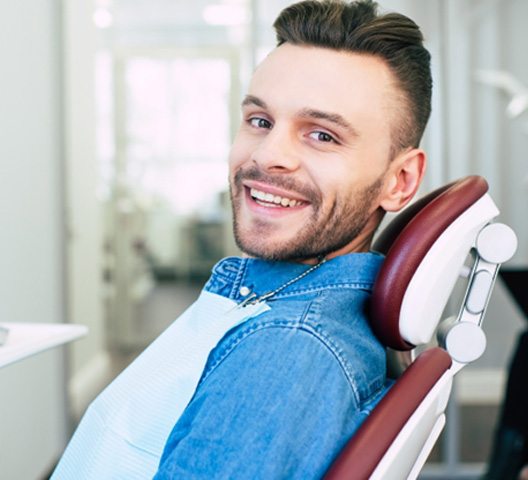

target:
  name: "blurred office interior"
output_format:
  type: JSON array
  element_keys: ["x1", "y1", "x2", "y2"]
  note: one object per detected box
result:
[{"x1": 0, "y1": 0, "x2": 527, "y2": 478}]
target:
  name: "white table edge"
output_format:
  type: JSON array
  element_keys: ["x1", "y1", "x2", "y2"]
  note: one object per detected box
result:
[{"x1": 0, "y1": 322, "x2": 88, "y2": 369}]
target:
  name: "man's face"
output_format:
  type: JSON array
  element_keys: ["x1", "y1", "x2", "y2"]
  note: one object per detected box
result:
[{"x1": 229, "y1": 44, "x2": 400, "y2": 262}]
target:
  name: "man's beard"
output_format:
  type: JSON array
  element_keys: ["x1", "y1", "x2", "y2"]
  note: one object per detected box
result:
[{"x1": 229, "y1": 165, "x2": 384, "y2": 261}]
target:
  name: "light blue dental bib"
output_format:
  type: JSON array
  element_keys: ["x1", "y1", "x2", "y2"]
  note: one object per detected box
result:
[{"x1": 52, "y1": 291, "x2": 270, "y2": 479}]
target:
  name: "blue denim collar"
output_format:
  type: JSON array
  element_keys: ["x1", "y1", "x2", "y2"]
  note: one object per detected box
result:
[{"x1": 210, "y1": 252, "x2": 384, "y2": 303}]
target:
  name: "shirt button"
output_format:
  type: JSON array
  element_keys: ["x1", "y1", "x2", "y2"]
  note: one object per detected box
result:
[{"x1": 239, "y1": 286, "x2": 251, "y2": 297}]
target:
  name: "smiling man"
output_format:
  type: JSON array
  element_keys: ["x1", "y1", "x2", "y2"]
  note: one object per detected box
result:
[
  {"x1": 52, "y1": 1, "x2": 432, "y2": 479},
  {"x1": 230, "y1": 44, "x2": 418, "y2": 261},
  {"x1": 155, "y1": 1, "x2": 431, "y2": 478}
]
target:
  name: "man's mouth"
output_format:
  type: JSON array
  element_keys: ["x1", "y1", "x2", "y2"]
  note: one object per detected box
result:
[{"x1": 249, "y1": 187, "x2": 306, "y2": 208}]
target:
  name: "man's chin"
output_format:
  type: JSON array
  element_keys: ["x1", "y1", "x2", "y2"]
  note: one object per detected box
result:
[
  {"x1": 234, "y1": 235, "x2": 320, "y2": 262},
  {"x1": 236, "y1": 237, "x2": 293, "y2": 261},
  {"x1": 232, "y1": 214, "x2": 324, "y2": 261}
]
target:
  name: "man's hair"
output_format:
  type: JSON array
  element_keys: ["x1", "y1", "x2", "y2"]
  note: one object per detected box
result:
[{"x1": 273, "y1": 0, "x2": 432, "y2": 154}]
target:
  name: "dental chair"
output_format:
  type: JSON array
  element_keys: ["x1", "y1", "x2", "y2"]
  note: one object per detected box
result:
[{"x1": 325, "y1": 175, "x2": 518, "y2": 480}]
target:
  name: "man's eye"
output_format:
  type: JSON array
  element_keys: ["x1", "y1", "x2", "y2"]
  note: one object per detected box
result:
[
  {"x1": 309, "y1": 131, "x2": 336, "y2": 143},
  {"x1": 249, "y1": 117, "x2": 272, "y2": 129}
]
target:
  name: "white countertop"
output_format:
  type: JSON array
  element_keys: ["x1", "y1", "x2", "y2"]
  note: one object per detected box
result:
[{"x1": 0, "y1": 322, "x2": 88, "y2": 368}]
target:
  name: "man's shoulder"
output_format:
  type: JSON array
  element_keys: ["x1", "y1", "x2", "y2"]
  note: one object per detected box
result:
[
  {"x1": 202, "y1": 286, "x2": 386, "y2": 406},
  {"x1": 299, "y1": 287, "x2": 387, "y2": 404}
]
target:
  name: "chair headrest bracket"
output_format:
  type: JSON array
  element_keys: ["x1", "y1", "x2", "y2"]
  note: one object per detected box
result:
[{"x1": 437, "y1": 222, "x2": 517, "y2": 363}]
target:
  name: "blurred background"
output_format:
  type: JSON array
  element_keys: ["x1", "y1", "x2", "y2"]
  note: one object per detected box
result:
[{"x1": 0, "y1": 0, "x2": 527, "y2": 478}]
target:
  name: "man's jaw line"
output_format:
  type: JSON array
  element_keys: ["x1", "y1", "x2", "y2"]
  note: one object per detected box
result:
[
  {"x1": 231, "y1": 170, "x2": 384, "y2": 263},
  {"x1": 234, "y1": 197, "x2": 382, "y2": 264}
]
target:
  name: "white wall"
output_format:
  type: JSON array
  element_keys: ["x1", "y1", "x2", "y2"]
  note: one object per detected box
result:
[{"x1": 0, "y1": 0, "x2": 68, "y2": 477}]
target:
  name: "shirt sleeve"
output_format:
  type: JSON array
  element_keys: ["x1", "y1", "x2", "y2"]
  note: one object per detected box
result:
[{"x1": 154, "y1": 326, "x2": 369, "y2": 480}]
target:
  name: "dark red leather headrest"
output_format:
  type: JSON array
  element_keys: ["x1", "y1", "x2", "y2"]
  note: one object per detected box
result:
[{"x1": 370, "y1": 176, "x2": 489, "y2": 350}]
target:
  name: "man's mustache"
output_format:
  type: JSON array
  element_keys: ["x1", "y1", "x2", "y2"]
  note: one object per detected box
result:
[{"x1": 232, "y1": 166, "x2": 321, "y2": 206}]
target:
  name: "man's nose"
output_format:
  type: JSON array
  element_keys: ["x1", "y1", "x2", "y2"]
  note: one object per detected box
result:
[{"x1": 250, "y1": 127, "x2": 301, "y2": 173}]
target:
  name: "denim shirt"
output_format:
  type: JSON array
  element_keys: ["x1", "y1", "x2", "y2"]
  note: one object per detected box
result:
[{"x1": 155, "y1": 252, "x2": 386, "y2": 480}]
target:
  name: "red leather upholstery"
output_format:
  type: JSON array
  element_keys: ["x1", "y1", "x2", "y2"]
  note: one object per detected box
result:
[
  {"x1": 370, "y1": 176, "x2": 489, "y2": 350},
  {"x1": 325, "y1": 348, "x2": 452, "y2": 480}
]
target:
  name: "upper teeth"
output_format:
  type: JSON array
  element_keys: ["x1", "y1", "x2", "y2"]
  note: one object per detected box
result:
[{"x1": 250, "y1": 188, "x2": 302, "y2": 207}]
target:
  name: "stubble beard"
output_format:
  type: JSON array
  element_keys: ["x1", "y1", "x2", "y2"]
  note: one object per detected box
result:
[{"x1": 230, "y1": 166, "x2": 384, "y2": 262}]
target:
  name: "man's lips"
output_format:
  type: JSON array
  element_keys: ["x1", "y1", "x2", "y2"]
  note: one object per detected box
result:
[
  {"x1": 243, "y1": 184, "x2": 310, "y2": 214},
  {"x1": 243, "y1": 181, "x2": 310, "y2": 207}
]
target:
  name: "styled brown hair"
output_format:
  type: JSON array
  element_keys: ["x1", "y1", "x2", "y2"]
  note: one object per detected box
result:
[{"x1": 273, "y1": 0, "x2": 432, "y2": 154}]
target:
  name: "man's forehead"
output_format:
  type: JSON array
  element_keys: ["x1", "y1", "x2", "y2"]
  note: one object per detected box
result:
[
  {"x1": 254, "y1": 43, "x2": 392, "y2": 78},
  {"x1": 250, "y1": 44, "x2": 396, "y2": 99},
  {"x1": 246, "y1": 43, "x2": 397, "y2": 125}
]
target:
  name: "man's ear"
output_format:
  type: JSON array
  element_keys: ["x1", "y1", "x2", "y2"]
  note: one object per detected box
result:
[{"x1": 379, "y1": 147, "x2": 426, "y2": 212}]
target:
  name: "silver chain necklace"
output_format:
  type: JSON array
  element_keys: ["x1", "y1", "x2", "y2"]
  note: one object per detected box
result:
[{"x1": 236, "y1": 257, "x2": 327, "y2": 309}]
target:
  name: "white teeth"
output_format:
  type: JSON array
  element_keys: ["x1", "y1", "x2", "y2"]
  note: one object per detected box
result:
[
  {"x1": 249, "y1": 188, "x2": 303, "y2": 208},
  {"x1": 253, "y1": 189, "x2": 266, "y2": 201}
]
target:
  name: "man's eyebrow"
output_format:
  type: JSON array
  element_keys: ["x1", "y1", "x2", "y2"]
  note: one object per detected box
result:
[
  {"x1": 241, "y1": 95, "x2": 267, "y2": 109},
  {"x1": 299, "y1": 108, "x2": 359, "y2": 137}
]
